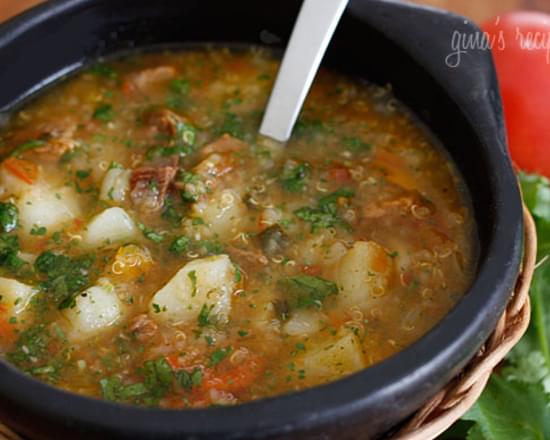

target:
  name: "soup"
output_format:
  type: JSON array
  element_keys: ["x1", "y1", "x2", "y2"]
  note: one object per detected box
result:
[{"x1": 0, "y1": 48, "x2": 477, "y2": 408}]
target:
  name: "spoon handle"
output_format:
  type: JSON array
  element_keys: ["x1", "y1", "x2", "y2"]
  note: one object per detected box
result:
[{"x1": 259, "y1": 0, "x2": 349, "y2": 143}]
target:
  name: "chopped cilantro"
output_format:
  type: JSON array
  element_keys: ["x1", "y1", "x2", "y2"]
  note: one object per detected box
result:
[
  {"x1": 0, "y1": 234, "x2": 26, "y2": 274},
  {"x1": 198, "y1": 240, "x2": 224, "y2": 255},
  {"x1": 208, "y1": 346, "x2": 233, "y2": 367},
  {"x1": 188, "y1": 270, "x2": 198, "y2": 297},
  {"x1": 138, "y1": 223, "x2": 165, "y2": 243},
  {"x1": 89, "y1": 64, "x2": 117, "y2": 80},
  {"x1": 170, "y1": 78, "x2": 190, "y2": 95},
  {"x1": 197, "y1": 304, "x2": 214, "y2": 327},
  {"x1": 169, "y1": 236, "x2": 190, "y2": 255},
  {"x1": 76, "y1": 169, "x2": 91, "y2": 180},
  {"x1": 278, "y1": 275, "x2": 338, "y2": 310},
  {"x1": 93, "y1": 104, "x2": 115, "y2": 122},
  {"x1": 294, "y1": 188, "x2": 354, "y2": 232},
  {"x1": 280, "y1": 162, "x2": 310, "y2": 193},
  {"x1": 34, "y1": 250, "x2": 95, "y2": 309},
  {"x1": 177, "y1": 367, "x2": 202, "y2": 391},
  {"x1": 343, "y1": 136, "x2": 371, "y2": 152},
  {"x1": 234, "y1": 266, "x2": 242, "y2": 283},
  {"x1": 0, "y1": 202, "x2": 18, "y2": 233},
  {"x1": 30, "y1": 225, "x2": 47, "y2": 236},
  {"x1": 216, "y1": 112, "x2": 244, "y2": 139}
]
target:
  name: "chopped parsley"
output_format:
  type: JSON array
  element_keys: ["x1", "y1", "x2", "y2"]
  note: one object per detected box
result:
[{"x1": 294, "y1": 188, "x2": 354, "y2": 231}]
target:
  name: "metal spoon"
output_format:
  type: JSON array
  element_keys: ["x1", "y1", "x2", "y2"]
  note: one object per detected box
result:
[{"x1": 259, "y1": 0, "x2": 349, "y2": 143}]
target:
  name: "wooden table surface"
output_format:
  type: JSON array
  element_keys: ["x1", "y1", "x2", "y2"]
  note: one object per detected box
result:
[{"x1": 1, "y1": 0, "x2": 550, "y2": 24}]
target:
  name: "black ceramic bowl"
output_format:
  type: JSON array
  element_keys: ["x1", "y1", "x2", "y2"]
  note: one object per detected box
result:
[{"x1": 0, "y1": 1, "x2": 523, "y2": 439}]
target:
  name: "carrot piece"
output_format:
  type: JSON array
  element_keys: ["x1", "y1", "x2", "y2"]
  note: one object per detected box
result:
[
  {"x1": 3, "y1": 157, "x2": 38, "y2": 184},
  {"x1": 201, "y1": 357, "x2": 263, "y2": 393},
  {"x1": 165, "y1": 354, "x2": 182, "y2": 370},
  {"x1": 0, "y1": 322, "x2": 15, "y2": 343}
]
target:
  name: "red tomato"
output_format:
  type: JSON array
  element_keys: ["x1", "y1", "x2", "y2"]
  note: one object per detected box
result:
[{"x1": 482, "y1": 12, "x2": 550, "y2": 176}]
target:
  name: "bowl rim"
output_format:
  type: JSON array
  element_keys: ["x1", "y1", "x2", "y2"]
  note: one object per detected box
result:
[{"x1": 0, "y1": 0, "x2": 523, "y2": 437}]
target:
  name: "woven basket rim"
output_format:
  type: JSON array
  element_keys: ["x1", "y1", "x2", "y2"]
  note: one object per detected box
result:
[
  {"x1": 394, "y1": 204, "x2": 537, "y2": 439},
  {"x1": 0, "y1": 207, "x2": 536, "y2": 440}
]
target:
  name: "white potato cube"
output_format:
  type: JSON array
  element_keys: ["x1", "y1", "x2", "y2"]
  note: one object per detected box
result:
[
  {"x1": 283, "y1": 309, "x2": 323, "y2": 337},
  {"x1": 83, "y1": 207, "x2": 137, "y2": 248},
  {"x1": 336, "y1": 241, "x2": 393, "y2": 310},
  {"x1": 0, "y1": 277, "x2": 37, "y2": 318},
  {"x1": 0, "y1": 167, "x2": 33, "y2": 198},
  {"x1": 99, "y1": 168, "x2": 131, "y2": 203},
  {"x1": 301, "y1": 331, "x2": 366, "y2": 381},
  {"x1": 192, "y1": 189, "x2": 247, "y2": 239},
  {"x1": 64, "y1": 279, "x2": 122, "y2": 341},
  {"x1": 149, "y1": 255, "x2": 236, "y2": 325},
  {"x1": 17, "y1": 186, "x2": 81, "y2": 235}
]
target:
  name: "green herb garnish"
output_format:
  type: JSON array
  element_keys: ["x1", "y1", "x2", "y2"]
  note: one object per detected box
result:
[
  {"x1": 278, "y1": 275, "x2": 338, "y2": 310},
  {"x1": 93, "y1": 104, "x2": 115, "y2": 122}
]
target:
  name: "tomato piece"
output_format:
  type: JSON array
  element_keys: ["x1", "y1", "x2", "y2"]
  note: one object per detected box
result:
[
  {"x1": 482, "y1": 13, "x2": 550, "y2": 176},
  {"x1": 327, "y1": 165, "x2": 353, "y2": 184},
  {"x1": 300, "y1": 265, "x2": 322, "y2": 276},
  {"x1": 2, "y1": 157, "x2": 38, "y2": 184}
]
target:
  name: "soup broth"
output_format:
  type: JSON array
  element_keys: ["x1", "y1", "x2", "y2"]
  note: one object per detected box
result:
[{"x1": 0, "y1": 48, "x2": 477, "y2": 407}]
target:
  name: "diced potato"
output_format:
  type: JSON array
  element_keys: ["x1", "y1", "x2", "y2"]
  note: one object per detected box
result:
[
  {"x1": 17, "y1": 186, "x2": 81, "y2": 235},
  {"x1": 336, "y1": 241, "x2": 393, "y2": 310},
  {"x1": 64, "y1": 279, "x2": 122, "y2": 341},
  {"x1": 300, "y1": 331, "x2": 366, "y2": 381},
  {"x1": 83, "y1": 207, "x2": 137, "y2": 248},
  {"x1": 0, "y1": 277, "x2": 37, "y2": 318},
  {"x1": 0, "y1": 166, "x2": 33, "y2": 197},
  {"x1": 99, "y1": 168, "x2": 131, "y2": 203},
  {"x1": 283, "y1": 309, "x2": 323, "y2": 336},
  {"x1": 294, "y1": 230, "x2": 345, "y2": 267},
  {"x1": 191, "y1": 189, "x2": 247, "y2": 239},
  {"x1": 149, "y1": 255, "x2": 236, "y2": 325}
]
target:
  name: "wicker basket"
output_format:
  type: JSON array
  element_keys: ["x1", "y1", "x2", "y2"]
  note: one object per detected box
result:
[{"x1": 0, "y1": 207, "x2": 536, "y2": 440}]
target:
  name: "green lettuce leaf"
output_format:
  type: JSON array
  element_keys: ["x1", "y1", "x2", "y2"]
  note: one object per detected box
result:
[
  {"x1": 463, "y1": 377, "x2": 550, "y2": 440},
  {"x1": 454, "y1": 172, "x2": 550, "y2": 439}
]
